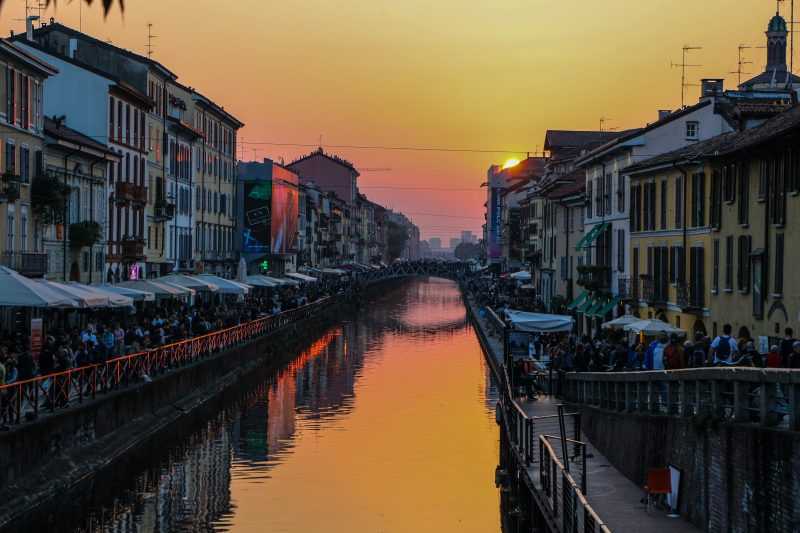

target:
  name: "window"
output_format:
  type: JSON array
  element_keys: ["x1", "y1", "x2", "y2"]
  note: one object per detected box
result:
[
  {"x1": 125, "y1": 104, "x2": 131, "y2": 145},
  {"x1": 723, "y1": 163, "x2": 736, "y2": 203},
  {"x1": 725, "y1": 235, "x2": 733, "y2": 291},
  {"x1": 617, "y1": 174, "x2": 625, "y2": 212},
  {"x1": 595, "y1": 177, "x2": 603, "y2": 216},
  {"x1": 675, "y1": 175, "x2": 683, "y2": 229},
  {"x1": 117, "y1": 100, "x2": 123, "y2": 141},
  {"x1": 690, "y1": 247, "x2": 705, "y2": 307},
  {"x1": 691, "y1": 172, "x2": 705, "y2": 228},
  {"x1": 6, "y1": 207, "x2": 14, "y2": 252},
  {"x1": 758, "y1": 158, "x2": 768, "y2": 200},
  {"x1": 712, "y1": 239, "x2": 720, "y2": 293},
  {"x1": 774, "y1": 233, "x2": 784, "y2": 295},
  {"x1": 4, "y1": 142, "x2": 14, "y2": 174},
  {"x1": 20, "y1": 207, "x2": 27, "y2": 251},
  {"x1": 737, "y1": 235, "x2": 751, "y2": 293},
  {"x1": 738, "y1": 162, "x2": 749, "y2": 225},
  {"x1": 19, "y1": 146, "x2": 28, "y2": 183},
  {"x1": 605, "y1": 174, "x2": 612, "y2": 214},
  {"x1": 710, "y1": 169, "x2": 722, "y2": 229},
  {"x1": 660, "y1": 180, "x2": 667, "y2": 230},
  {"x1": 686, "y1": 121, "x2": 699, "y2": 139},
  {"x1": 109, "y1": 97, "x2": 115, "y2": 141},
  {"x1": 617, "y1": 229, "x2": 625, "y2": 272},
  {"x1": 6, "y1": 68, "x2": 14, "y2": 122},
  {"x1": 587, "y1": 181, "x2": 593, "y2": 218},
  {"x1": 770, "y1": 156, "x2": 786, "y2": 226}
]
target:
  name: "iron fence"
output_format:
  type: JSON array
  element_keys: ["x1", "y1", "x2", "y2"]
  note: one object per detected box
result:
[{"x1": 0, "y1": 297, "x2": 331, "y2": 426}]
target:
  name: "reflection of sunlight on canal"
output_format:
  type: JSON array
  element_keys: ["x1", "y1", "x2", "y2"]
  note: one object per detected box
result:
[{"x1": 57, "y1": 278, "x2": 501, "y2": 533}]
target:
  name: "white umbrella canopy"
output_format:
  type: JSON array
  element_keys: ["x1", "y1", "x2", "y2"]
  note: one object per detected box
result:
[
  {"x1": 0, "y1": 267, "x2": 77, "y2": 308},
  {"x1": 269, "y1": 276, "x2": 300, "y2": 287},
  {"x1": 262, "y1": 276, "x2": 292, "y2": 287},
  {"x1": 118, "y1": 279, "x2": 188, "y2": 298},
  {"x1": 602, "y1": 314, "x2": 641, "y2": 330},
  {"x1": 510, "y1": 270, "x2": 532, "y2": 281},
  {"x1": 286, "y1": 272, "x2": 317, "y2": 283},
  {"x1": 245, "y1": 275, "x2": 279, "y2": 288},
  {"x1": 160, "y1": 274, "x2": 219, "y2": 292},
  {"x1": 73, "y1": 283, "x2": 134, "y2": 307},
  {"x1": 92, "y1": 283, "x2": 155, "y2": 302},
  {"x1": 506, "y1": 310, "x2": 575, "y2": 333},
  {"x1": 36, "y1": 280, "x2": 109, "y2": 308},
  {"x1": 237, "y1": 257, "x2": 248, "y2": 282},
  {"x1": 197, "y1": 274, "x2": 250, "y2": 295},
  {"x1": 623, "y1": 319, "x2": 685, "y2": 336}
]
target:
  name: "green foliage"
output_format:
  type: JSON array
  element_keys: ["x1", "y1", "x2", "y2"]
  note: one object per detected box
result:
[
  {"x1": 68, "y1": 221, "x2": 102, "y2": 249},
  {"x1": 386, "y1": 220, "x2": 409, "y2": 261},
  {"x1": 454, "y1": 242, "x2": 483, "y2": 261},
  {"x1": 31, "y1": 175, "x2": 69, "y2": 225},
  {"x1": 0, "y1": 0, "x2": 123, "y2": 16}
]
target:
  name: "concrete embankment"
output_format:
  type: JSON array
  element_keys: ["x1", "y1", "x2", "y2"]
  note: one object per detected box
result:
[{"x1": 0, "y1": 291, "x2": 369, "y2": 530}]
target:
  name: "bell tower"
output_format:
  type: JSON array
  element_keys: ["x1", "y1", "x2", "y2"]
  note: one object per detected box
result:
[{"x1": 766, "y1": 12, "x2": 788, "y2": 71}]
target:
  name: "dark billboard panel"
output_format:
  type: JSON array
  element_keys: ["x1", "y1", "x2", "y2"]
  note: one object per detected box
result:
[
  {"x1": 271, "y1": 166, "x2": 299, "y2": 254},
  {"x1": 243, "y1": 181, "x2": 271, "y2": 252}
]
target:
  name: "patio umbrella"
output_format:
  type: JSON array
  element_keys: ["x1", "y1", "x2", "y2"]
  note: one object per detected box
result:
[
  {"x1": 602, "y1": 314, "x2": 640, "y2": 330},
  {"x1": 118, "y1": 279, "x2": 189, "y2": 298},
  {"x1": 0, "y1": 267, "x2": 76, "y2": 308},
  {"x1": 237, "y1": 257, "x2": 248, "y2": 282},
  {"x1": 286, "y1": 272, "x2": 317, "y2": 283},
  {"x1": 92, "y1": 283, "x2": 155, "y2": 302},
  {"x1": 160, "y1": 274, "x2": 219, "y2": 292},
  {"x1": 36, "y1": 280, "x2": 110, "y2": 308},
  {"x1": 510, "y1": 271, "x2": 532, "y2": 281},
  {"x1": 67, "y1": 282, "x2": 133, "y2": 308},
  {"x1": 245, "y1": 275, "x2": 280, "y2": 288},
  {"x1": 623, "y1": 319, "x2": 685, "y2": 336},
  {"x1": 197, "y1": 274, "x2": 250, "y2": 295},
  {"x1": 262, "y1": 276, "x2": 292, "y2": 287}
]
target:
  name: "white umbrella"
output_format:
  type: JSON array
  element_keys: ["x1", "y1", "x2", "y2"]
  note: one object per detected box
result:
[
  {"x1": 237, "y1": 257, "x2": 248, "y2": 282},
  {"x1": 160, "y1": 274, "x2": 219, "y2": 292},
  {"x1": 118, "y1": 279, "x2": 189, "y2": 298},
  {"x1": 262, "y1": 276, "x2": 292, "y2": 287},
  {"x1": 602, "y1": 314, "x2": 640, "y2": 330},
  {"x1": 92, "y1": 283, "x2": 155, "y2": 302},
  {"x1": 623, "y1": 319, "x2": 685, "y2": 336},
  {"x1": 505, "y1": 310, "x2": 575, "y2": 333},
  {"x1": 286, "y1": 272, "x2": 317, "y2": 283},
  {"x1": 197, "y1": 274, "x2": 250, "y2": 295},
  {"x1": 510, "y1": 271, "x2": 532, "y2": 281},
  {"x1": 268, "y1": 276, "x2": 299, "y2": 287},
  {"x1": 37, "y1": 280, "x2": 109, "y2": 308},
  {"x1": 0, "y1": 267, "x2": 77, "y2": 308},
  {"x1": 68, "y1": 282, "x2": 133, "y2": 308},
  {"x1": 245, "y1": 275, "x2": 279, "y2": 288}
]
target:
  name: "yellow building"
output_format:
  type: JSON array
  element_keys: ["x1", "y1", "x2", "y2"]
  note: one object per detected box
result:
[{"x1": 0, "y1": 41, "x2": 56, "y2": 278}]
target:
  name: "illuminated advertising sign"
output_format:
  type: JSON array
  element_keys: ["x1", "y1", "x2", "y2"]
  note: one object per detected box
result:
[
  {"x1": 488, "y1": 187, "x2": 502, "y2": 260},
  {"x1": 243, "y1": 181, "x2": 271, "y2": 252},
  {"x1": 271, "y1": 166, "x2": 299, "y2": 254}
]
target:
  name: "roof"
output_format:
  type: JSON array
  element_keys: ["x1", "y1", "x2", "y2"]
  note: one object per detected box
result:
[
  {"x1": 576, "y1": 100, "x2": 714, "y2": 167},
  {"x1": 541, "y1": 168, "x2": 585, "y2": 200},
  {"x1": 544, "y1": 130, "x2": 622, "y2": 151},
  {"x1": 287, "y1": 148, "x2": 359, "y2": 176},
  {"x1": 0, "y1": 39, "x2": 57, "y2": 77},
  {"x1": 739, "y1": 69, "x2": 800, "y2": 90},
  {"x1": 192, "y1": 90, "x2": 245, "y2": 128},
  {"x1": 769, "y1": 13, "x2": 788, "y2": 32},
  {"x1": 44, "y1": 117, "x2": 117, "y2": 155},
  {"x1": 625, "y1": 105, "x2": 800, "y2": 174},
  {"x1": 16, "y1": 22, "x2": 177, "y2": 79}
]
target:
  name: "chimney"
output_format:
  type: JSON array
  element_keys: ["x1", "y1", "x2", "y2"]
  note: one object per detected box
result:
[
  {"x1": 25, "y1": 15, "x2": 39, "y2": 42},
  {"x1": 68, "y1": 38, "x2": 78, "y2": 58},
  {"x1": 658, "y1": 110, "x2": 671, "y2": 121},
  {"x1": 700, "y1": 78, "x2": 724, "y2": 100}
]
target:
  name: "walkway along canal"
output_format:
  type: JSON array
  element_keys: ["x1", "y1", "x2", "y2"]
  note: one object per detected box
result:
[{"x1": 3, "y1": 277, "x2": 504, "y2": 532}]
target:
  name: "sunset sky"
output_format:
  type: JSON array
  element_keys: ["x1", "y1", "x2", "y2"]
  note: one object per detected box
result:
[{"x1": 0, "y1": 0, "x2": 788, "y2": 239}]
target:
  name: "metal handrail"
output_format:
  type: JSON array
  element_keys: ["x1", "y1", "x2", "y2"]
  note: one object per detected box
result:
[{"x1": 0, "y1": 297, "x2": 332, "y2": 426}]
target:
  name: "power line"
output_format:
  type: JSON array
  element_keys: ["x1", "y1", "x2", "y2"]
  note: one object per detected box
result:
[
  {"x1": 360, "y1": 185, "x2": 481, "y2": 192},
  {"x1": 404, "y1": 212, "x2": 483, "y2": 220},
  {"x1": 238, "y1": 140, "x2": 531, "y2": 154}
]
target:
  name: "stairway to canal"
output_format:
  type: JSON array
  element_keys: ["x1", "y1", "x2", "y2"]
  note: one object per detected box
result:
[{"x1": 468, "y1": 298, "x2": 700, "y2": 533}]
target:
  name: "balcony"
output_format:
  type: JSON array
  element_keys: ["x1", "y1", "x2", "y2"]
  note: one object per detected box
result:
[
  {"x1": 676, "y1": 281, "x2": 704, "y2": 311},
  {"x1": 115, "y1": 182, "x2": 147, "y2": 204},
  {"x1": 577, "y1": 265, "x2": 611, "y2": 291},
  {"x1": 617, "y1": 276, "x2": 634, "y2": 301},
  {"x1": 1, "y1": 251, "x2": 47, "y2": 277},
  {"x1": 153, "y1": 201, "x2": 176, "y2": 221},
  {"x1": 121, "y1": 238, "x2": 145, "y2": 261},
  {"x1": 641, "y1": 276, "x2": 668, "y2": 306}
]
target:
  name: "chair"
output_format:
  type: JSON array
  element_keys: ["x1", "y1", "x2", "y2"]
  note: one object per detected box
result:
[{"x1": 643, "y1": 467, "x2": 671, "y2": 512}]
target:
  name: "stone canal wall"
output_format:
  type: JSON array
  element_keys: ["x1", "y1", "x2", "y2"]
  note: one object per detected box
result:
[{"x1": 575, "y1": 399, "x2": 800, "y2": 533}]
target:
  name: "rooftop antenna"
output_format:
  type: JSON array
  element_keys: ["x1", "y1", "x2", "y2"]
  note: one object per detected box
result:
[
  {"x1": 730, "y1": 45, "x2": 755, "y2": 85},
  {"x1": 599, "y1": 117, "x2": 612, "y2": 132},
  {"x1": 671, "y1": 45, "x2": 703, "y2": 108},
  {"x1": 318, "y1": 134, "x2": 323, "y2": 150},
  {"x1": 146, "y1": 23, "x2": 157, "y2": 59}
]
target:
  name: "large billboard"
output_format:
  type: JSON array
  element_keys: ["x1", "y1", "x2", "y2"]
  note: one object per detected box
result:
[
  {"x1": 242, "y1": 181, "x2": 271, "y2": 253},
  {"x1": 488, "y1": 187, "x2": 502, "y2": 261},
  {"x1": 271, "y1": 166, "x2": 299, "y2": 254}
]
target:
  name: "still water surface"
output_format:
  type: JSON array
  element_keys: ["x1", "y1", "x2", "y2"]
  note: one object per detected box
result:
[{"x1": 70, "y1": 278, "x2": 500, "y2": 532}]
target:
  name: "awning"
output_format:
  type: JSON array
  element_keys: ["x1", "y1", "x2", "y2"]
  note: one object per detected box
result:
[
  {"x1": 577, "y1": 296, "x2": 595, "y2": 313},
  {"x1": 196, "y1": 274, "x2": 250, "y2": 295},
  {"x1": 602, "y1": 314, "x2": 640, "y2": 330},
  {"x1": 69, "y1": 282, "x2": 134, "y2": 308},
  {"x1": 118, "y1": 279, "x2": 191, "y2": 298},
  {"x1": 506, "y1": 310, "x2": 574, "y2": 333},
  {"x1": 583, "y1": 298, "x2": 605, "y2": 317},
  {"x1": 588, "y1": 297, "x2": 620, "y2": 318},
  {"x1": 0, "y1": 267, "x2": 77, "y2": 308},
  {"x1": 92, "y1": 283, "x2": 155, "y2": 302},
  {"x1": 286, "y1": 272, "x2": 318, "y2": 283},
  {"x1": 575, "y1": 222, "x2": 609, "y2": 251},
  {"x1": 624, "y1": 319, "x2": 685, "y2": 336},
  {"x1": 566, "y1": 290, "x2": 589, "y2": 310},
  {"x1": 36, "y1": 280, "x2": 109, "y2": 308},
  {"x1": 322, "y1": 268, "x2": 347, "y2": 275},
  {"x1": 245, "y1": 275, "x2": 280, "y2": 288},
  {"x1": 160, "y1": 274, "x2": 219, "y2": 292}
]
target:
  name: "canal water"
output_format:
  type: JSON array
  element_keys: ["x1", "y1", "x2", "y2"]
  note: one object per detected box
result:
[{"x1": 47, "y1": 278, "x2": 501, "y2": 532}]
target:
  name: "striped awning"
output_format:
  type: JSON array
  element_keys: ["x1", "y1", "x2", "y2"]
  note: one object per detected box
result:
[
  {"x1": 567, "y1": 290, "x2": 589, "y2": 310},
  {"x1": 575, "y1": 222, "x2": 610, "y2": 251}
]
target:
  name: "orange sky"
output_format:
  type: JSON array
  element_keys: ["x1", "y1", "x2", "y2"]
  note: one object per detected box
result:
[{"x1": 0, "y1": 0, "x2": 788, "y2": 239}]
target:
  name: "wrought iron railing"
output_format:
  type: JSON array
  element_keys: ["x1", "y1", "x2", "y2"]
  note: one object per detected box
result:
[
  {"x1": 676, "y1": 281, "x2": 704, "y2": 310},
  {"x1": 1, "y1": 251, "x2": 48, "y2": 278},
  {"x1": 0, "y1": 297, "x2": 332, "y2": 426}
]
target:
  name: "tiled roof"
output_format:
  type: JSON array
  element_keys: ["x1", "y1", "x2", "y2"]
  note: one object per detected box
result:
[
  {"x1": 287, "y1": 148, "x2": 359, "y2": 175},
  {"x1": 740, "y1": 69, "x2": 800, "y2": 90},
  {"x1": 44, "y1": 117, "x2": 114, "y2": 154},
  {"x1": 544, "y1": 130, "x2": 622, "y2": 150}
]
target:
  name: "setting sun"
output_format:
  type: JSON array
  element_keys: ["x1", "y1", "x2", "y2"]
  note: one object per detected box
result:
[{"x1": 502, "y1": 158, "x2": 520, "y2": 169}]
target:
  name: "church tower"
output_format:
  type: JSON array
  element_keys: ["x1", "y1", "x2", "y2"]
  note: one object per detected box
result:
[
  {"x1": 739, "y1": 11, "x2": 800, "y2": 91},
  {"x1": 766, "y1": 12, "x2": 788, "y2": 71}
]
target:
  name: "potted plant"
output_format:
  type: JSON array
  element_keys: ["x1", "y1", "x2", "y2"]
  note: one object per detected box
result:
[{"x1": 68, "y1": 221, "x2": 102, "y2": 249}]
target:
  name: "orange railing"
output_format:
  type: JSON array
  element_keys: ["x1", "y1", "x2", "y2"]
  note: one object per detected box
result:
[{"x1": 0, "y1": 297, "x2": 332, "y2": 426}]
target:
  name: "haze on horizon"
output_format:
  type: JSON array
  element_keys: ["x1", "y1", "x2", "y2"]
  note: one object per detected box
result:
[{"x1": 0, "y1": 0, "x2": 785, "y2": 239}]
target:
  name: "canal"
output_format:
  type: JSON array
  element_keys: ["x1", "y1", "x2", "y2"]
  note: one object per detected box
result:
[{"x1": 32, "y1": 278, "x2": 502, "y2": 532}]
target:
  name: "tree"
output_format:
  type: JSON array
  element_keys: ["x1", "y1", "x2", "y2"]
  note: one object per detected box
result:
[
  {"x1": 0, "y1": 0, "x2": 123, "y2": 16},
  {"x1": 386, "y1": 221, "x2": 408, "y2": 262},
  {"x1": 454, "y1": 242, "x2": 483, "y2": 261}
]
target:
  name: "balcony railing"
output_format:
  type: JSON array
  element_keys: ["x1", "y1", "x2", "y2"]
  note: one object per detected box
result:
[
  {"x1": 617, "y1": 276, "x2": 633, "y2": 301},
  {"x1": 641, "y1": 276, "x2": 668, "y2": 306},
  {"x1": 115, "y1": 182, "x2": 147, "y2": 204},
  {"x1": 676, "y1": 281, "x2": 704, "y2": 310},
  {"x1": 153, "y1": 201, "x2": 176, "y2": 221},
  {"x1": 1, "y1": 251, "x2": 47, "y2": 277},
  {"x1": 577, "y1": 265, "x2": 611, "y2": 291},
  {"x1": 121, "y1": 239, "x2": 145, "y2": 260}
]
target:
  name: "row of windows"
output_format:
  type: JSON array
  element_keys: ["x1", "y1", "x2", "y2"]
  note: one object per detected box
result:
[
  {"x1": 195, "y1": 187, "x2": 229, "y2": 216},
  {"x1": 109, "y1": 150, "x2": 146, "y2": 186},
  {"x1": 712, "y1": 234, "x2": 783, "y2": 296},
  {"x1": 2, "y1": 66, "x2": 43, "y2": 133},
  {"x1": 109, "y1": 96, "x2": 146, "y2": 151},
  {"x1": 631, "y1": 172, "x2": 705, "y2": 232},
  {"x1": 3, "y1": 140, "x2": 40, "y2": 182},
  {"x1": 194, "y1": 223, "x2": 233, "y2": 254},
  {"x1": 5, "y1": 205, "x2": 28, "y2": 252}
]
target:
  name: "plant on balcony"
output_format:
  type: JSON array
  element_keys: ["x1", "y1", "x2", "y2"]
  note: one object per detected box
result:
[
  {"x1": 68, "y1": 221, "x2": 102, "y2": 249},
  {"x1": 577, "y1": 264, "x2": 611, "y2": 291},
  {"x1": 0, "y1": 171, "x2": 20, "y2": 202},
  {"x1": 31, "y1": 174, "x2": 70, "y2": 224}
]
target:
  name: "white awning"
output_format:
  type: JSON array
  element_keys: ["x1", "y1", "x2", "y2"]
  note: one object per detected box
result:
[
  {"x1": 505, "y1": 309, "x2": 575, "y2": 333},
  {"x1": 623, "y1": 319, "x2": 685, "y2": 336},
  {"x1": 262, "y1": 276, "x2": 292, "y2": 286},
  {"x1": 197, "y1": 274, "x2": 250, "y2": 295},
  {"x1": 69, "y1": 282, "x2": 133, "y2": 307},
  {"x1": 286, "y1": 272, "x2": 318, "y2": 283},
  {"x1": 118, "y1": 279, "x2": 191, "y2": 298},
  {"x1": 321, "y1": 268, "x2": 347, "y2": 275},
  {"x1": 272, "y1": 276, "x2": 300, "y2": 287},
  {"x1": 92, "y1": 283, "x2": 155, "y2": 302},
  {"x1": 245, "y1": 275, "x2": 280, "y2": 288},
  {"x1": 36, "y1": 280, "x2": 109, "y2": 308},
  {"x1": 160, "y1": 274, "x2": 219, "y2": 292},
  {"x1": 602, "y1": 314, "x2": 640, "y2": 330},
  {"x1": 510, "y1": 271, "x2": 532, "y2": 281},
  {"x1": 0, "y1": 267, "x2": 77, "y2": 308}
]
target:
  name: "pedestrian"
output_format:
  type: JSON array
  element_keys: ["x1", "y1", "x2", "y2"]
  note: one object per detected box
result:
[
  {"x1": 766, "y1": 345, "x2": 782, "y2": 368},
  {"x1": 710, "y1": 324, "x2": 738, "y2": 365},
  {"x1": 645, "y1": 334, "x2": 669, "y2": 370},
  {"x1": 664, "y1": 334, "x2": 686, "y2": 370},
  {"x1": 780, "y1": 327, "x2": 796, "y2": 367}
]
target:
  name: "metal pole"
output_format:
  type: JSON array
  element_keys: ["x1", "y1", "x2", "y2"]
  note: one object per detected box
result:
[{"x1": 557, "y1": 404, "x2": 569, "y2": 472}]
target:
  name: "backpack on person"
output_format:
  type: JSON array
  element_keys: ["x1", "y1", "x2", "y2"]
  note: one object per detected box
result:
[{"x1": 716, "y1": 336, "x2": 732, "y2": 361}]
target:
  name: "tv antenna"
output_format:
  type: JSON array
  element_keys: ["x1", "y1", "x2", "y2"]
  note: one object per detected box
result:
[
  {"x1": 730, "y1": 44, "x2": 756, "y2": 85},
  {"x1": 671, "y1": 45, "x2": 703, "y2": 108},
  {"x1": 146, "y1": 23, "x2": 157, "y2": 59},
  {"x1": 599, "y1": 117, "x2": 611, "y2": 132}
]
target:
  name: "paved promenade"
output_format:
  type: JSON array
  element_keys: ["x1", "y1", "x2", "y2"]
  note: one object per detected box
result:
[{"x1": 468, "y1": 299, "x2": 700, "y2": 533}]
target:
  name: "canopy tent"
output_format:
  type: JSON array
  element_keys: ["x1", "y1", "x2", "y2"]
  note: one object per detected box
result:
[
  {"x1": 117, "y1": 279, "x2": 190, "y2": 298},
  {"x1": 623, "y1": 319, "x2": 685, "y2": 336},
  {"x1": 575, "y1": 222, "x2": 610, "y2": 251},
  {"x1": 37, "y1": 280, "x2": 110, "y2": 308},
  {"x1": 321, "y1": 268, "x2": 347, "y2": 276},
  {"x1": 602, "y1": 314, "x2": 640, "y2": 330},
  {"x1": 271, "y1": 276, "x2": 300, "y2": 287},
  {"x1": 567, "y1": 290, "x2": 589, "y2": 310},
  {"x1": 261, "y1": 276, "x2": 292, "y2": 287},
  {"x1": 67, "y1": 282, "x2": 134, "y2": 308},
  {"x1": 245, "y1": 275, "x2": 280, "y2": 288},
  {"x1": 0, "y1": 267, "x2": 77, "y2": 308},
  {"x1": 92, "y1": 283, "x2": 155, "y2": 302},
  {"x1": 506, "y1": 310, "x2": 575, "y2": 333},
  {"x1": 159, "y1": 274, "x2": 219, "y2": 292},
  {"x1": 509, "y1": 270, "x2": 532, "y2": 281},
  {"x1": 586, "y1": 297, "x2": 620, "y2": 318},
  {"x1": 159, "y1": 281, "x2": 196, "y2": 297},
  {"x1": 196, "y1": 274, "x2": 250, "y2": 295},
  {"x1": 286, "y1": 272, "x2": 318, "y2": 283}
]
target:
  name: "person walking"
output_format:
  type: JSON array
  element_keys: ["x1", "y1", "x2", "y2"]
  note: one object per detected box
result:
[
  {"x1": 645, "y1": 334, "x2": 669, "y2": 370},
  {"x1": 710, "y1": 324, "x2": 738, "y2": 365}
]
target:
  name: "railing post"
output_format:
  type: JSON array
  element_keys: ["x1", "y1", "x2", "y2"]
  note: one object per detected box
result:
[
  {"x1": 624, "y1": 381, "x2": 632, "y2": 411},
  {"x1": 789, "y1": 383, "x2": 800, "y2": 431},
  {"x1": 759, "y1": 380, "x2": 776, "y2": 426},
  {"x1": 733, "y1": 380, "x2": 747, "y2": 421}
]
